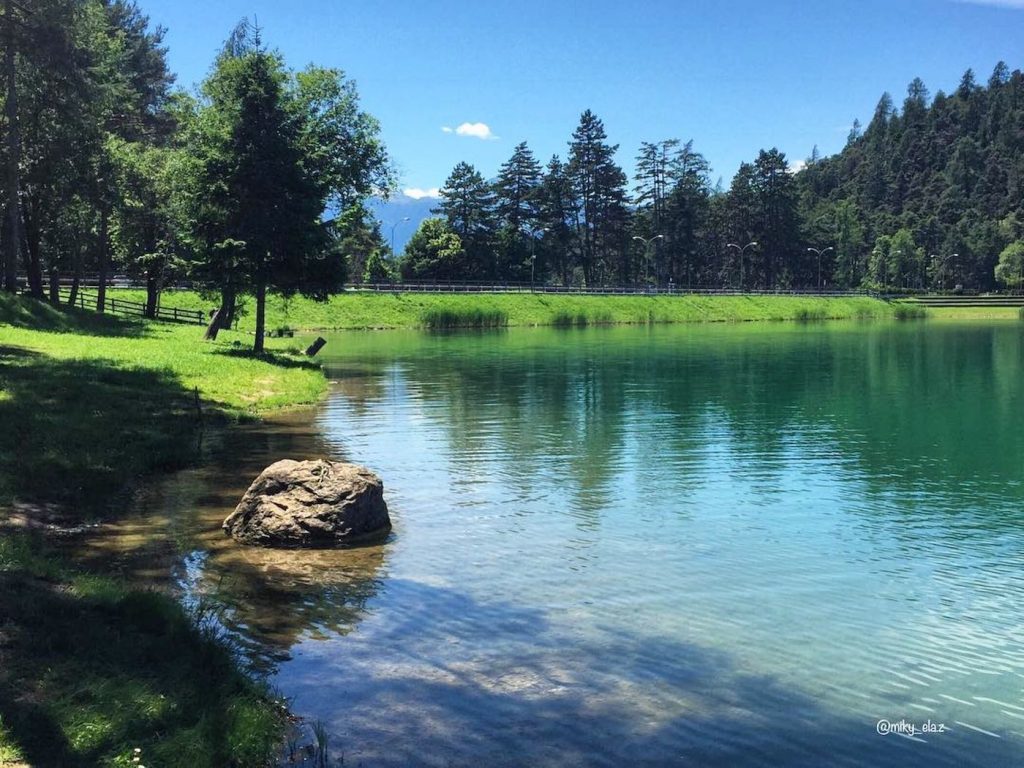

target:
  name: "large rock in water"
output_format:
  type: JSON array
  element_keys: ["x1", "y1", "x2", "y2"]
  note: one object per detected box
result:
[{"x1": 223, "y1": 459, "x2": 391, "y2": 548}]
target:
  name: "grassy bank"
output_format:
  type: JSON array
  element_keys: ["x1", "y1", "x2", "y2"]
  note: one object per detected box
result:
[
  {"x1": 0, "y1": 295, "x2": 326, "y2": 767},
  {"x1": 922, "y1": 305, "x2": 1023, "y2": 321},
  {"x1": 115, "y1": 289, "x2": 896, "y2": 331}
]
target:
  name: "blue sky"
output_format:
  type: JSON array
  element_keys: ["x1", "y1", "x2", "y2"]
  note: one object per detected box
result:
[{"x1": 145, "y1": 0, "x2": 1022, "y2": 202}]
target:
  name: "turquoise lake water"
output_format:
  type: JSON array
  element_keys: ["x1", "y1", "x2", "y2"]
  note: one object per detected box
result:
[{"x1": 137, "y1": 321, "x2": 1024, "y2": 767}]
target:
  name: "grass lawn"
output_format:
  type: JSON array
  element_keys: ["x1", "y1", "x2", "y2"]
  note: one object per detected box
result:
[
  {"x1": 114, "y1": 288, "x2": 897, "y2": 331},
  {"x1": 0, "y1": 294, "x2": 327, "y2": 767},
  {"x1": 924, "y1": 306, "x2": 1023, "y2": 321}
]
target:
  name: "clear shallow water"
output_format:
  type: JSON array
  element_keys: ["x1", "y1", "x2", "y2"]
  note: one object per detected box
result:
[{"x1": 101, "y1": 322, "x2": 1024, "y2": 766}]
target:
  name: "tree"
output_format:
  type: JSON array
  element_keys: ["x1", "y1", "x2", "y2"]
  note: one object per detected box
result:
[
  {"x1": 994, "y1": 241, "x2": 1024, "y2": 289},
  {"x1": 334, "y1": 203, "x2": 386, "y2": 284},
  {"x1": 494, "y1": 141, "x2": 541, "y2": 232},
  {"x1": 185, "y1": 20, "x2": 390, "y2": 351},
  {"x1": 434, "y1": 162, "x2": 495, "y2": 278},
  {"x1": 493, "y1": 141, "x2": 541, "y2": 279},
  {"x1": 400, "y1": 218, "x2": 465, "y2": 281},
  {"x1": 107, "y1": 137, "x2": 183, "y2": 317},
  {"x1": 797, "y1": 63, "x2": 1024, "y2": 291},
  {"x1": 536, "y1": 155, "x2": 575, "y2": 285},
  {"x1": 363, "y1": 248, "x2": 396, "y2": 283},
  {"x1": 567, "y1": 110, "x2": 628, "y2": 284}
]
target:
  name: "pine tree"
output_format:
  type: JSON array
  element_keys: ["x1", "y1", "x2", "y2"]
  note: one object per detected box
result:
[
  {"x1": 434, "y1": 161, "x2": 496, "y2": 278},
  {"x1": 567, "y1": 110, "x2": 628, "y2": 284},
  {"x1": 493, "y1": 142, "x2": 542, "y2": 279}
]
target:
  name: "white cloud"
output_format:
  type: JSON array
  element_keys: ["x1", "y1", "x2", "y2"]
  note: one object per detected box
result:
[
  {"x1": 403, "y1": 187, "x2": 441, "y2": 200},
  {"x1": 441, "y1": 122, "x2": 499, "y2": 140},
  {"x1": 788, "y1": 159, "x2": 808, "y2": 174}
]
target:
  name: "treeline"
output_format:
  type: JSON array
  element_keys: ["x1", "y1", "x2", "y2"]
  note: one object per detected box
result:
[
  {"x1": 0, "y1": 3, "x2": 391, "y2": 350},
  {"x1": 402, "y1": 63, "x2": 1024, "y2": 291},
  {"x1": 2, "y1": 2, "x2": 1021, "y2": 327}
]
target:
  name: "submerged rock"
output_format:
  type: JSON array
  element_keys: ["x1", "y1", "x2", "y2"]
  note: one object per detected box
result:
[{"x1": 223, "y1": 459, "x2": 391, "y2": 548}]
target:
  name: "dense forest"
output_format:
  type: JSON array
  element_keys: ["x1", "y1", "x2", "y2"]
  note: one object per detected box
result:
[
  {"x1": 406, "y1": 64, "x2": 1024, "y2": 291},
  {"x1": 0, "y1": 1, "x2": 392, "y2": 350},
  {"x1": 1, "y1": 0, "x2": 1022, "y2": 325}
]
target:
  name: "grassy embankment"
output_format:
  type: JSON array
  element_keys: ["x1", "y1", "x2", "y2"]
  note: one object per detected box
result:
[
  {"x1": 923, "y1": 306, "x2": 1023, "y2": 321},
  {"x1": 0, "y1": 295, "x2": 325, "y2": 768},
  {"x1": 113, "y1": 288, "x2": 903, "y2": 330}
]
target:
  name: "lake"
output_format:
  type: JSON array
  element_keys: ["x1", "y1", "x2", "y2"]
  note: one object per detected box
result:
[{"x1": 98, "y1": 321, "x2": 1024, "y2": 767}]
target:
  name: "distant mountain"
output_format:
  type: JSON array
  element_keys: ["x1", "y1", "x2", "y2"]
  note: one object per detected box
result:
[{"x1": 368, "y1": 193, "x2": 439, "y2": 254}]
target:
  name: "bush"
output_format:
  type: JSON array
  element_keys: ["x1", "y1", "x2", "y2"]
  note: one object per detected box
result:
[{"x1": 421, "y1": 308, "x2": 508, "y2": 328}]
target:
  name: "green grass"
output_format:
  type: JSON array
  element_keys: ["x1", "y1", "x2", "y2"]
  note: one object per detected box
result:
[
  {"x1": 421, "y1": 307, "x2": 508, "y2": 329},
  {"x1": 117, "y1": 289, "x2": 896, "y2": 331},
  {"x1": 912, "y1": 305, "x2": 1022, "y2": 321},
  {"x1": 892, "y1": 303, "x2": 929, "y2": 320},
  {"x1": 0, "y1": 294, "x2": 329, "y2": 766},
  {"x1": 0, "y1": 533, "x2": 285, "y2": 768},
  {"x1": 0, "y1": 295, "x2": 325, "y2": 512}
]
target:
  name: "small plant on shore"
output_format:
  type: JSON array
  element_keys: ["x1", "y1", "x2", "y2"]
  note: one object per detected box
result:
[
  {"x1": 312, "y1": 719, "x2": 335, "y2": 767},
  {"x1": 893, "y1": 303, "x2": 928, "y2": 320},
  {"x1": 793, "y1": 306, "x2": 828, "y2": 322},
  {"x1": 422, "y1": 308, "x2": 508, "y2": 329}
]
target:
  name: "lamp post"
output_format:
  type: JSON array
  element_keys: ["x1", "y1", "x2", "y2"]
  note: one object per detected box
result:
[
  {"x1": 806, "y1": 247, "x2": 834, "y2": 290},
  {"x1": 727, "y1": 241, "x2": 758, "y2": 291},
  {"x1": 389, "y1": 217, "x2": 410, "y2": 256},
  {"x1": 632, "y1": 234, "x2": 664, "y2": 287}
]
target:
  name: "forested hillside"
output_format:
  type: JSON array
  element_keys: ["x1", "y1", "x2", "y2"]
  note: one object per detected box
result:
[
  {"x1": 410, "y1": 63, "x2": 1024, "y2": 291},
  {"x1": 799, "y1": 63, "x2": 1024, "y2": 291}
]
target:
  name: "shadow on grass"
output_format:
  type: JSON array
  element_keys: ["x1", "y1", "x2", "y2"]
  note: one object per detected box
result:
[
  {"x1": 0, "y1": 536, "x2": 281, "y2": 768},
  {"x1": 0, "y1": 294, "x2": 153, "y2": 339},
  {"x1": 213, "y1": 346, "x2": 323, "y2": 371},
  {"x1": 0, "y1": 345, "x2": 211, "y2": 518}
]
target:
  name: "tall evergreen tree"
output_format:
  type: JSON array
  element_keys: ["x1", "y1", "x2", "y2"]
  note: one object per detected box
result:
[
  {"x1": 567, "y1": 110, "x2": 628, "y2": 284},
  {"x1": 536, "y1": 155, "x2": 575, "y2": 285},
  {"x1": 493, "y1": 141, "x2": 542, "y2": 279},
  {"x1": 434, "y1": 161, "x2": 496, "y2": 278}
]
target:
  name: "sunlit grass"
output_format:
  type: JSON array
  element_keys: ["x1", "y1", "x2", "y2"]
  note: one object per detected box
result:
[{"x1": 114, "y1": 288, "x2": 895, "y2": 330}]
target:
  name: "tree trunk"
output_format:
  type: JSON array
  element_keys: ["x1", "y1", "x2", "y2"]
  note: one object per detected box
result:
[
  {"x1": 22, "y1": 206, "x2": 43, "y2": 299},
  {"x1": 253, "y1": 273, "x2": 266, "y2": 354},
  {"x1": 4, "y1": 0, "x2": 22, "y2": 293},
  {"x1": 218, "y1": 283, "x2": 236, "y2": 330},
  {"x1": 48, "y1": 265, "x2": 59, "y2": 305},
  {"x1": 96, "y1": 206, "x2": 109, "y2": 312},
  {"x1": 68, "y1": 238, "x2": 83, "y2": 307},
  {"x1": 144, "y1": 271, "x2": 158, "y2": 319}
]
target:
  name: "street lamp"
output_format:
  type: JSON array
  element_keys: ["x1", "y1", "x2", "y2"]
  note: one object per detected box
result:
[
  {"x1": 389, "y1": 217, "x2": 410, "y2": 256},
  {"x1": 727, "y1": 241, "x2": 758, "y2": 291},
  {"x1": 806, "y1": 247, "x2": 834, "y2": 290},
  {"x1": 632, "y1": 234, "x2": 664, "y2": 286}
]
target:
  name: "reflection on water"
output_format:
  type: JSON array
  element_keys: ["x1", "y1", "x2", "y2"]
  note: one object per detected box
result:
[
  {"x1": 72, "y1": 413, "x2": 388, "y2": 664},
  {"x1": 94, "y1": 322, "x2": 1024, "y2": 766}
]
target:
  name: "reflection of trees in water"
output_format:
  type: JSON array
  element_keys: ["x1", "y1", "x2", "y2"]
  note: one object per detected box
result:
[{"x1": 330, "y1": 324, "x2": 1024, "y2": 529}]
